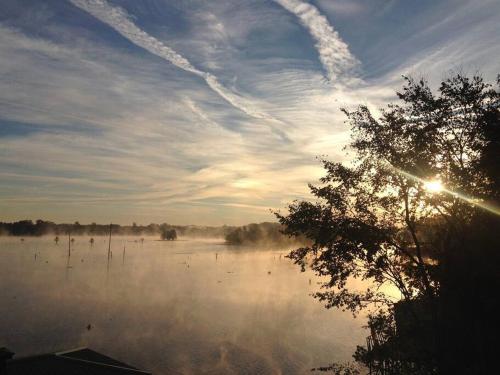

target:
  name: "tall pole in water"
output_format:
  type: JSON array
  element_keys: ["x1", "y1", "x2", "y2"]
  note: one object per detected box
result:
[
  {"x1": 68, "y1": 230, "x2": 71, "y2": 258},
  {"x1": 106, "y1": 223, "x2": 112, "y2": 282},
  {"x1": 107, "y1": 223, "x2": 112, "y2": 262},
  {"x1": 66, "y1": 228, "x2": 71, "y2": 281}
]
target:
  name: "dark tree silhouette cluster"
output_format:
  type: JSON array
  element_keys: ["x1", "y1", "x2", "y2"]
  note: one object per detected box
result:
[
  {"x1": 277, "y1": 74, "x2": 500, "y2": 374},
  {"x1": 160, "y1": 228, "x2": 177, "y2": 241}
]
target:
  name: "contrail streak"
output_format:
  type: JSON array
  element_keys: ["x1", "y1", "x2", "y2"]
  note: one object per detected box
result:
[
  {"x1": 274, "y1": 0, "x2": 359, "y2": 82},
  {"x1": 70, "y1": 0, "x2": 272, "y2": 120}
]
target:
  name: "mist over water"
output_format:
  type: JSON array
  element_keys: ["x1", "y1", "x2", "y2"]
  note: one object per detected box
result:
[{"x1": 0, "y1": 236, "x2": 366, "y2": 374}]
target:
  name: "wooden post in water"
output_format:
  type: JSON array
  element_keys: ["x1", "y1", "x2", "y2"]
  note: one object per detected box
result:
[
  {"x1": 107, "y1": 223, "x2": 112, "y2": 262},
  {"x1": 68, "y1": 230, "x2": 71, "y2": 258}
]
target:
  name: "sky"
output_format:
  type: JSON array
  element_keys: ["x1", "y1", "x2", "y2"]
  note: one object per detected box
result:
[{"x1": 0, "y1": 0, "x2": 499, "y2": 226}]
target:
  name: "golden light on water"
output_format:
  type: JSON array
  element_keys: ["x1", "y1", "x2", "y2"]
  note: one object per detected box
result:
[{"x1": 424, "y1": 180, "x2": 443, "y2": 193}]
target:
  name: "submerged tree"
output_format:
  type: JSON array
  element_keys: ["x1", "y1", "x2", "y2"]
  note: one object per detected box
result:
[
  {"x1": 276, "y1": 74, "x2": 499, "y2": 374},
  {"x1": 161, "y1": 228, "x2": 177, "y2": 241}
]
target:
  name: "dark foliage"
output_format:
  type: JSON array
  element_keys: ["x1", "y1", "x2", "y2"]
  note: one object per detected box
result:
[
  {"x1": 160, "y1": 227, "x2": 177, "y2": 241},
  {"x1": 276, "y1": 74, "x2": 500, "y2": 374}
]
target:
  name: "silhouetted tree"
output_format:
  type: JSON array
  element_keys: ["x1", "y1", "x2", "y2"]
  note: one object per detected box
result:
[
  {"x1": 161, "y1": 228, "x2": 177, "y2": 241},
  {"x1": 277, "y1": 74, "x2": 499, "y2": 374}
]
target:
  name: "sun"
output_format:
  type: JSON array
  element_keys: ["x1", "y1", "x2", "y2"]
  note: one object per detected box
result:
[{"x1": 424, "y1": 180, "x2": 443, "y2": 193}]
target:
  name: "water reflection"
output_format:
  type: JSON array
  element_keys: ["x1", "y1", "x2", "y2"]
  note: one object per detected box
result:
[{"x1": 0, "y1": 237, "x2": 366, "y2": 374}]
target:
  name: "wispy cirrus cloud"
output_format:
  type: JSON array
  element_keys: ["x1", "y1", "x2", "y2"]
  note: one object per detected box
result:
[
  {"x1": 69, "y1": 0, "x2": 274, "y2": 121},
  {"x1": 273, "y1": 0, "x2": 360, "y2": 82},
  {"x1": 1, "y1": 0, "x2": 498, "y2": 225}
]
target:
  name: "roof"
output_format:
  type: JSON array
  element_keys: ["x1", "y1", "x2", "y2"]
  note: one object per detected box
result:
[{"x1": 5, "y1": 347, "x2": 151, "y2": 375}]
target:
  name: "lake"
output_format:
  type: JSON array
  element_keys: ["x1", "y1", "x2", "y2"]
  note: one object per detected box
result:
[{"x1": 0, "y1": 236, "x2": 367, "y2": 374}]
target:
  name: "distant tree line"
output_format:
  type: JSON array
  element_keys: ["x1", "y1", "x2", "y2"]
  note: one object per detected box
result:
[
  {"x1": 0, "y1": 219, "x2": 304, "y2": 247},
  {"x1": 0, "y1": 219, "x2": 235, "y2": 238}
]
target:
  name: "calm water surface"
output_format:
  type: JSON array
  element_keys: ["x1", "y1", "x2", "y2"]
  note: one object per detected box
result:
[{"x1": 0, "y1": 236, "x2": 366, "y2": 374}]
